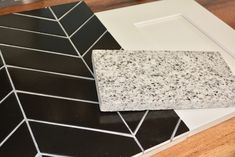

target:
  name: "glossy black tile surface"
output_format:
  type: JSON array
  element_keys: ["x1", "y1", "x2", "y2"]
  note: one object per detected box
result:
[
  {"x1": 71, "y1": 16, "x2": 106, "y2": 55},
  {"x1": 0, "y1": 27, "x2": 77, "y2": 55},
  {"x1": 19, "y1": 93, "x2": 129, "y2": 133},
  {"x1": 1, "y1": 46, "x2": 92, "y2": 77},
  {"x1": 0, "y1": 2, "x2": 190, "y2": 156},
  {"x1": 120, "y1": 111, "x2": 146, "y2": 132},
  {"x1": 51, "y1": 2, "x2": 78, "y2": 19},
  {"x1": 20, "y1": 8, "x2": 55, "y2": 19},
  {"x1": 0, "y1": 69, "x2": 12, "y2": 100},
  {"x1": 175, "y1": 120, "x2": 189, "y2": 137},
  {"x1": 0, "y1": 123, "x2": 37, "y2": 157},
  {"x1": 0, "y1": 94, "x2": 23, "y2": 142},
  {"x1": 0, "y1": 57, "x2": 3, "y2": 67},
  {"x1": 136, "y1": 110, "x2": 179, "y2": 150},
  {"x1": 30, "y1": 122, "x2": 141, "y2": 157},
  {"x1": 60, "y1": 1, "x2": 93, "y2": 35},
  {"x1": 0, "y1": 14, "x2": 65, "y2": 36},
  {"x1": 9, "y1": 68, "x2": 98, "y2": 101},
  {"x1": 83, "y1": 32, "x2": 121, "y2": 70}
]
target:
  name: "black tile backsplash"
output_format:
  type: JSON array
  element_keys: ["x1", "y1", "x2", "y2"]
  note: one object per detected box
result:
[
  {"x1": 19, "y1": 93, "x2": 130, "y2": 133},
  {"x1": 136, "y1": 110, "x2": 181, "y2": 150},
  {"x1": 30, "y1": 122, "x2": 141, "y2": 157},
  {"x1": 83, "y1": 32, "x2": 121, "y2": 70},
  {"x1": 71, "y1": 16, "x2": 106, "y2": 55},
  {"x1": 0, "y1": 69, "x2": 12, "y2": 100},
  {"x1": 0, "y1": 123, "x2": 37, "y2": 157},
  {"x1": 0, "y1": 57, "x2": 3, "y2": 67},
  {"x1": 0, "y1": 1, "x2": 189, "y2": 156},
  {"x1": 60, "y1": 1, "x2": 93, "y2": 35},
  {"x1": 51, "y1": 2, "x2": 78, "y2": 19},
  {"x1": 20, "y1": 8, "x2": 55, "y2": 19},
  {"x1": 175, "y1": 120, "x2": 189, "y2": 137},
  {"x1": 0, "y1": 27, "x2": 77, "y2": 55},
  {"x1": 0, "y1": 94, "x2": 23, "y2": 142},
  {"x1": 0, "y1": 14, "x2": 65, "y2": 36},
  {"x1": 9, "y1": 68, "x2": 98, "y2": 101},
  {"x1": 1, "y1": 46, "x2": 92, "y2": 78},
  {"x1": 120, "y1": 111, "x2": 146, "y2": 132}
]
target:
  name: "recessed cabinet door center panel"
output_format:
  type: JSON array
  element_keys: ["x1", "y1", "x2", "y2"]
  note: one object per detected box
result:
[{"x1": 134, "y1": 15, "x2": 219, "y2": 51}]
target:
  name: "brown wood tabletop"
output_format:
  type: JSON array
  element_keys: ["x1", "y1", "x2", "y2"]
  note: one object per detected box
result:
[
  {"x1": 153, "y1": 117, "x2": 235, "y2": 157},
  {"x1": 0, "y1": 0, "x2": 235, "y2": 157}
]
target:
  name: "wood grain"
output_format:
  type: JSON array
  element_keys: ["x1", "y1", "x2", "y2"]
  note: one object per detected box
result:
[{"x1": 153, "y1": 117, "x2": 235, "y2": 157}]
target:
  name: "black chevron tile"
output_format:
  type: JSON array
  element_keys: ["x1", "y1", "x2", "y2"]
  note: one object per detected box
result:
[
  {"x1": 71, "y1": 16, "x2": 106, "y2": 55},
  {"x1": 20, "y1": 8, "x2": 55, "y2": 19},
  {"x1": 0, "y1": 27, "x2": 77, "y2": 55},
  {"x1": 175, "y1": 120, "x2": 189, "y2": 137},
  {"x1": 60, "y1": 1, "x2": 93, "y2": 35},
  {"x1": 120, "y1": 111, "x2": 146, "y2": 132},
  {"x1": 51, "y1": 2, "x2": 80, "y2": 19},
  {"x1": 0, "y1": 94, "x2": 23, "y2": 143},
  {"x1": 83, "y1": 32, "x2": 121, "y2": 70},
  {"x1": 0, "y1": 123, "x2": 37, "y2": 157},
  {"x1": 19, "y1": 93, "x2": 130, "y2": 133},
  {"x1": 30, "y1": 122, "x2": 141, "y2": 157},
  {"x1": 9, "y1": 68, "x2": 98, "y2": 101},
  {"x1": 0, "y1": 14, "x2": 65, "y2": 36},
  {"x1": 0, "y1": 57, "x2": 3, "y2": 68},
  {"x1": 1, "y1": 46, "x2": 92, "y2": 78},
  {"x1": 136, "y1": 110, "x2": 181, "y2": 150},
  {"x1": 0, "y1": 68, "x2": 12, "y2": 101}
]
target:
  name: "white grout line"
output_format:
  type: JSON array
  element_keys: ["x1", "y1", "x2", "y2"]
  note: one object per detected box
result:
[
  {"x1": 0, "y1": 25, "x2": 67, "y2": 39},
  {"x1": 170, "y1": 118, "x2": 181, "y2": 142},
  {"x1": 0, "y1": 43, "x2": 80, "y2": 59},
  {"x1": 117, "y1": 112, "x2": 134, "y2": 134},
  {"x1": 133, "y1": 136, "x2": 145, "y2": 152},
  {"x1": 41, "y1": 152, "x2": 74, "y2": 157},
  {"x1": 16, "y1": 90, "x2": 99, "y2": 105},
  {"x1": 58, "y1": 1, "x2": 83, "y2": 21},
  {"x1": 7, "y1": 65, "x2": 94, "y2": 81},
  {"x1": 134, "y1": 110, "x2": 149, "y2": 135},
  {"x1": 81, "y1": 30, "x2": 107, "y2": 57},
  {"x1": 28, "y1": 119, "x2": 133, "y2": 138},
  {"x1": 35, "y1": 153, "x2": 42, "y2": 157},
  {"x1": 0, "y1": 119, "x2": 25, "y2": 147},
  {"x1": 0, "y1": 51, "x2": 41, "y2": 154},
  {"x1": 49, "y1": 7, "x2": 95, "y2": 77},
  {"x1": 69, "y1": 15, "x2": 94, "y2": 38},
  {"x1": 117, "y1": 112, "x2": 145, "y2": 152},
  {"x1": 13, "y1": 13, "x2": 57, "y2": 22},
  {"x1": 0, "y1": 91, "x2": 14, "y2": 105},
  {"x1": 0, "y1": 65, "x2": 4, "y2": 71}
]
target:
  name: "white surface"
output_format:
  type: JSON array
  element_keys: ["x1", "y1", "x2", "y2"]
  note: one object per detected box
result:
[{"x1": 96, "y1": 0, "x2": 235, "y2": 131}]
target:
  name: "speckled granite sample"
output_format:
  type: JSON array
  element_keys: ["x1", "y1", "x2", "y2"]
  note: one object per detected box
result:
[{"x1": 92, "y1": 50, "x2": 235, "y2": 111}]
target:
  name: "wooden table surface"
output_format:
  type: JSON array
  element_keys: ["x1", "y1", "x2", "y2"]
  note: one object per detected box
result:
[{"x1": 0, "y1": 0, "x2": 235, "y2": 157}]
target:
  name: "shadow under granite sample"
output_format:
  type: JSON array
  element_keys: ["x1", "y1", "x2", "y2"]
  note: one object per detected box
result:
[{"x1": 92, "y1": 50, "x2": 235, "y2": 111}]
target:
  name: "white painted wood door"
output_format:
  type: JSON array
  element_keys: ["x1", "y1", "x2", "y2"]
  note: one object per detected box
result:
[{"x1": 96, "y1": 0, "x2": 235, "y2": 134}]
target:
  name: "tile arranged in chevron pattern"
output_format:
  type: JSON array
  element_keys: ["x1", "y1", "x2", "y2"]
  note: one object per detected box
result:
[{"x1": 0, "y1": 1, "x2": 189, "y2": 157}]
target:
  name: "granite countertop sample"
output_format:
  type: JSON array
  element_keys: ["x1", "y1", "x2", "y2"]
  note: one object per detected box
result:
[{"x1": 92, "y1": 50, "x2": 235, "y2": 112}]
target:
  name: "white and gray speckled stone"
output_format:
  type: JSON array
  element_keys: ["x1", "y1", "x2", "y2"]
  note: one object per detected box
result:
[{"x1": 92, "y1": 50, "x2": 235, "y2": 112}]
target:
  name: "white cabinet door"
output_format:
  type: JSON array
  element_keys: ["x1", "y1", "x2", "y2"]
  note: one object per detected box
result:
[{"x1": 96, "y1": 0, "x2": 235, "y2": 134}]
